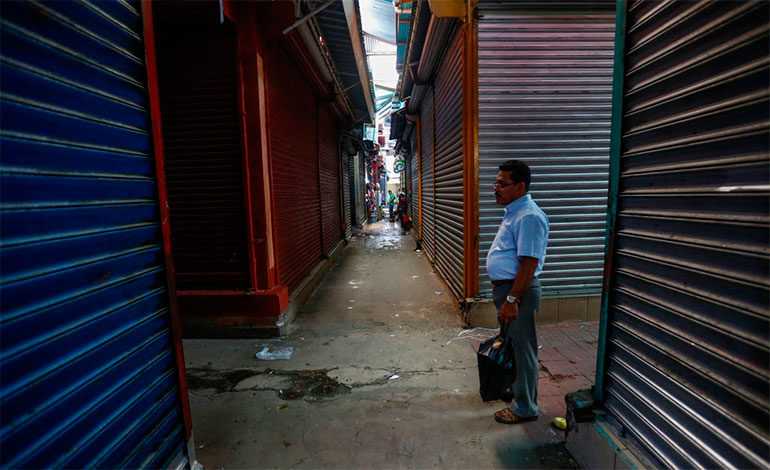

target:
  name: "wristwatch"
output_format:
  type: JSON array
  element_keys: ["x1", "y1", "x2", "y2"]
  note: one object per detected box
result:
[{"x1": 506, "y1": 295, "x2": 519, "y2": 304}]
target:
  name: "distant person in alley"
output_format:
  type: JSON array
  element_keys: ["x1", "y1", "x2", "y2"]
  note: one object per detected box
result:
[
  {"x1": 388, "y1": 190, "x2": 396, "y2": 221},
  {"x1": 397, "y1": 191, "x2": 411, "y2": 234},
  {"x1": 486, "y1": 159, "x2": 549, "y2": 425}
]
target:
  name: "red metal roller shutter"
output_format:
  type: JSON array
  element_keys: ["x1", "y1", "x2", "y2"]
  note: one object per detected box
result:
[
  {"x1": 268, "y1": 51, "x2": 322, "y2": 293},
  {"x1": 155, "y1": 21, "x2": 250, "y2": 291},
  {"x1": 318, "y1": 106, "x2": 342, "y2": 255},
  {"x1": 420, "y1": 89, "x2": 436, "y2": 262}
]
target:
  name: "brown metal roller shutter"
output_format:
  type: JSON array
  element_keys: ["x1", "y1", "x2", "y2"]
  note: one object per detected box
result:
[
  {"x1": 433, "y1": 28, "x2": 464, "y2": 300},
  {"x1": 156, "y1": 23, "x2": 250, "y2": 291},
  {"x1": 420, "y1": 89, "x2": 436, "y2": 262},
  {"x1": 603, "y1": 1, "x2": 770, "y2": 468},
  {"x1": 318, "y1": 106, "x2": 342, "y2": 255},
  {"x1": 268, "y1": 51, "x2": 322, "y2": 293}
]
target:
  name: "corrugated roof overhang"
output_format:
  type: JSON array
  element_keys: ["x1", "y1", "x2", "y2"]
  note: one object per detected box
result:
[
  {"x1": 313, "y1": 0, "x2": 376, "y2": 123},
  {"x1": 393, "y1": 0, "x2": 458, "y2": 146}
]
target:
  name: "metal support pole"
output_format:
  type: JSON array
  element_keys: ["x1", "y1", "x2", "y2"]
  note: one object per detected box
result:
[{"x1": 594, "y1": 0, "x2": 628, "y2": 404}]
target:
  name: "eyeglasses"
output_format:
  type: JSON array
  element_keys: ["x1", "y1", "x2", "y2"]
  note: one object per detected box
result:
[{"x1": 494, "y1": 181, "x2": 517, "y2": 189}]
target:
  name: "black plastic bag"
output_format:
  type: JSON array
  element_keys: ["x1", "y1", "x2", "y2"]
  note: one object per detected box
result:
[{"x1": 477, "y1": 333, "x2": 516, "y2": 402}]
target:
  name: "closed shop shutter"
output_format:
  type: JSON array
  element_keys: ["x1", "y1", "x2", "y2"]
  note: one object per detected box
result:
[
  {"x1": 410, "y1": 132, "x2": 420, "y2": 235},
  {"x1": 477, "y1": 4, "x2": 615, "y2": 297},
  {"x1": 0, "y1": 1, "x2": 189, "y2": 467},
  {"x1": 433, "y1": 28, "x2": 464, "y2": 300},
  {"x1": 318, "y1": 106, "x2": 341, "y2": 255},
  {"x1": 420, "y1": 89, "x2": 436, "y2": 262},
  {"x1": 357, "y1": 152, "x2": 366, "y2": 226},
  {"x1": 155, "y1": 17, "x2": 249, "y2": 291},
  {"x1": 342, "y1": 151, "x2": 352, "y2": 238},
  {"x1": 603, "y1": 1, "x2": 769, "y2": 468},
  {"x1": 349, "y1": 152, "x2": 361, "y2": 227},
  {"x1": 268, "y1": 51, "x2": 322, "y2": 293}
]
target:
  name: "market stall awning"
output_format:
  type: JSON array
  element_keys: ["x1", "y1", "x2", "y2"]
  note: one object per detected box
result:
[{"x1": 313, "y1": 0, "x2": 376, "y2": 123}]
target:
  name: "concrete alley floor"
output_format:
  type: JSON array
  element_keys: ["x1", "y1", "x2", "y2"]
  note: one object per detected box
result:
[{"x1": 182, "y1": 220, "x2": 599, "y2": 469}]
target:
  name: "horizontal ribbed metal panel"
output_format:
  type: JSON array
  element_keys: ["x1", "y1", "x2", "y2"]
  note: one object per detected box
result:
[
  {"x1": 342, "y1": 151, "x2": 352, "y2": 238},
  {"x1": 357, "y1": 152, "x2": 366, "y2": 226},
  {"x1": 420, "y1": 88, "x2": 436, "y2": 262},
  {"x1": 319, "y1": 106, "x2": 342, "y2": 255},
  {"x1": 0, "y1": 1, "x2": 187, "y2": 467},
  {"x1": 433, "y1": 28, "x2": 464, "y2": 300},
  {"x1": 410, "y1": 130, "x2": 420, "y2": 234},
  {"x1": 313, "y1": 0, "x2": 373, "y2": 123},
  {"x1": 479, "y1": 0, "x2": 616, "y2": 12},
  {"x1": 604, "y1": 1, "x2": 770, "y2": 468},
  {"x1": 477, "y1": 7, "x2": 615, "y2": 297},
  {"x1": 155, "y1": 19, "x2": 250, "y2": 291},
  {"x1": 268, "y1": 50, "x2": 322, "y2": 293}
]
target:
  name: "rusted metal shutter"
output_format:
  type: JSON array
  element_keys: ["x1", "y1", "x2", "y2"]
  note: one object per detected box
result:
[
  {"x1": 603, "y1": 1, "x2": 770, "y2": 468},
  {"x1": 318, "y1": 106, "x2": 341, "y2": 256},
  {"x1": 156, "y1": 21, "x2": 250, "y2": 291},
  {"x1": 420, "y1": 89, "x2": 436, "y2": 262},
  {"x1": 268, "y1": 51, "x2": 322, "y2": 293},
  {"x1": 0, "y1": 0, "x2": 190, "y2": 467},
  {"x1": 432, "y1": 28, "x2": 464, "y2": 300},
  {"x1": 477, "y1": 3, "x2": 615, "y2": 298},
  {"x1": 410, "y1": 132, "x2": 420, "y2": 235},
  {"x1": 342, "y1": 151, "x2": 352, "y2": 238}
]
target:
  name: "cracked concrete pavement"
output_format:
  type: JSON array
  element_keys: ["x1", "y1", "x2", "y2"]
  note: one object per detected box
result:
[{"x1": 182, "y1": 221, "x2": 578, "y2": 469}]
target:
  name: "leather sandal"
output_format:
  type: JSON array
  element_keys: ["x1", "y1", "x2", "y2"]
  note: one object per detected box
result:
[{"x1": 494, "y1": 407, "x2": 538, "y2": 424}]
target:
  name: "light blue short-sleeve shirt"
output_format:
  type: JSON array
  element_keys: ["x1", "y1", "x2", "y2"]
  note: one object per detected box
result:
[{"x1": 486, "y1": 194, "x2": 549, "y2": 280}]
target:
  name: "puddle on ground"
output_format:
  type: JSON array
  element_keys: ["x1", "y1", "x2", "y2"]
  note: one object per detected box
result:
[
  {"x1": 187, "y1": 367, "x2": 351, "y2": 401},
  {"x1": 360, "y1": 221, "x2": 407, "y2": 250}
]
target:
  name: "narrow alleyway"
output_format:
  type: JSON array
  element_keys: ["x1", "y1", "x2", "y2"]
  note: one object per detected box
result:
[{"x1": 183, "y1": 222, "x2": 599, "y2": 469}]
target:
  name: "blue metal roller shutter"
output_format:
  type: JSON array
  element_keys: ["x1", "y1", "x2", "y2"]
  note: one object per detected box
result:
[
  {"x1": 603, "y1": 1, "x2": 770, "y2": 468},
  {"x1": 0, "y1": 1, "x2": 190, "y2": 468}
]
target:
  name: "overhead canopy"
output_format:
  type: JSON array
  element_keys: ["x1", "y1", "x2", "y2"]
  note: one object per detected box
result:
[
  {"x1": 360, "y1": 0, "x2": 396, "y2": 43},
  {"x1": 312, "y1": 0, "x2": 376, "y2": 123},
  {"x1": 395, "y1": 1, "x2": 413, "y2": 73}
]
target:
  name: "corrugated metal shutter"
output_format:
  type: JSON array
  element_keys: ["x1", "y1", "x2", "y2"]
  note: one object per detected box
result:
[
  {"x1": 268, "y1": 50, "x2": 322, "y2": 293},
  {"x1": 477, "y1": 6, "x2": 615, "y2": 297},
  {"x1": 433, "y1": 28, "x2": 464, "y2": 300},
  {"x1": 0, "y1": 1, "x2": 189, "y2": 467},
  {"x1": 155, "y1": 18, "x2": 250, "y2": 291},
  {"x1": 604, "y1": 1, "x2": 770, "y2": 468},
  {"x1": 318, "y1": 106, "x2": 341, "y2": 256},
  {"x1": 420, "y1": 89, "x2": 436, "y2": 262},
  {"x1": 342, "y1": 151, "x2": 353, "y2": 238},
  {"x1": 410, "y1": 132, "x2": 420, "y2": 235},
  {"x1": 356, "y1": 152, "x2": 366, "y2": 226}
]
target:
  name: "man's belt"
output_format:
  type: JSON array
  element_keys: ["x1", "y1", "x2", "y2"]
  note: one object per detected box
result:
[{"x1": 491, "y1": 279, "x2": 515, "y2": 286}]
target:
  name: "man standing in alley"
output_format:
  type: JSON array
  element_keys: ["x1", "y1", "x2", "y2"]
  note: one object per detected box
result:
[
  {"x1": 388, "y1": 190, "x2": 396, "y2": 221},
  {"x1": 486, "y1": 159, "x2": 549, "y2": 424}
]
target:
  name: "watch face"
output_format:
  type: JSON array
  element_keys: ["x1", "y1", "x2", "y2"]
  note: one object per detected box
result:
[{"x1": 506, "y1": 295, "x2": 516, "y2": 303}]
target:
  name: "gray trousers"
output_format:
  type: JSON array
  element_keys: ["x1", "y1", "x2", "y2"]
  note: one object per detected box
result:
[{"x1": 492, "y1": 277, "x2": 541, "y2": 418}]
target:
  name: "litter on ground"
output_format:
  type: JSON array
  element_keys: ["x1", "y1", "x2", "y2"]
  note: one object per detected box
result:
[{"x1": 256, "y1": 346, "x2": 293, "y2": 360}]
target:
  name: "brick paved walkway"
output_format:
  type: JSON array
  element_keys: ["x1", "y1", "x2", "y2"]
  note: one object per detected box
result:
[{"x1": 536, "y1": 321, "x2": 599, "y2": 418}]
